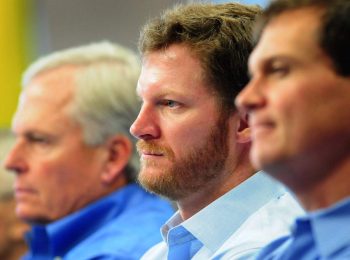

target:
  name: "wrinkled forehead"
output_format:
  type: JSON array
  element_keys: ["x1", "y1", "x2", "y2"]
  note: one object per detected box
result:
[
  {"x1": 23, "y1": 65, "x2": 78, "y2": 105},
  {"x1": 138, "y1": 45, "x2": 208, "y2": 93},
  {"x1": 13, "y1": 67, "x2": 78, "y2": 129}
]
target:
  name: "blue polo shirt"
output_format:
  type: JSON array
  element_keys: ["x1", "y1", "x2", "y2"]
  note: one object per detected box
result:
[
  {"x1": 256, "y1": 196, "x2": 350, "y2": 260},
  {"x1": 23, "y1": 184, "x2": 174, "y2": 260}
]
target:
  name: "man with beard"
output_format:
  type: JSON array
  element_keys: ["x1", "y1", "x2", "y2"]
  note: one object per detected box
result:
[{"x1": 130, "y1": 3, "x2": 303, "y2": 259}]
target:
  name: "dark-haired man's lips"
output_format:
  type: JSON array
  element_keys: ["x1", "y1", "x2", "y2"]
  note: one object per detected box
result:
[{"x1": 250, "y1": 119, "x2": 276, "y2": 139}]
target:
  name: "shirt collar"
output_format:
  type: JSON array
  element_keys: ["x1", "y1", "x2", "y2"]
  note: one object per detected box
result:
[
  {"x1": 161, "y1": 212, "x2": 183, "y2": 241},
  {"x1": 308, "y1": 196, "x2": 350, "y2": 258},
  {"x1": 161, "y1": 172, "x2": 285, "y2": 253}
]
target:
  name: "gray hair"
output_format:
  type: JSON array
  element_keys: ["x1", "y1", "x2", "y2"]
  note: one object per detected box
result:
[{"x1": 22, "y1": 42, "x2": 141, "y2": 182}]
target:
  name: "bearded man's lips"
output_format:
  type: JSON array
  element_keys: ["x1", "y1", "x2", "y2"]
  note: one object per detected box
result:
[
  {"x1": 136, "y1": 140, "x2": 175, "y2": 161},
  {"x1": 140, "y1": 151, "x2": 164, "y2": 159}
]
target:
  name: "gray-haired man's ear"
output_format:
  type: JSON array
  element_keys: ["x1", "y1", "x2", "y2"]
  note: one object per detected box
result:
[{"x1": 101, "y1": 135, "x2": 132, "y2": 185}]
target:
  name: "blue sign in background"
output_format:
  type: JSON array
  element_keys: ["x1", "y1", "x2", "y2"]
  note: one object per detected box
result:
[{"x1": 214, "y1": 0, "x2": 268, "y2": 7}]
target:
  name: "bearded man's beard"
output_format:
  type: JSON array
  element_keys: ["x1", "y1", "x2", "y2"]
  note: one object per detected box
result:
[{"x1": 136, "y1": 113, "x2": 230, "y2": 200}]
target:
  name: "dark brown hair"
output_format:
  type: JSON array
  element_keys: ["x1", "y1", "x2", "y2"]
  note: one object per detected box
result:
[
  {"x1": 139, "y1": 3, "x2": 262, "y2": 112},
  {"x1": 255, "y1": 0, "x2": 350, "y2": 76}
]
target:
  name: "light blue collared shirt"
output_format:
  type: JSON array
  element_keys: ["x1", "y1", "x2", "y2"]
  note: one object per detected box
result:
[
  {"x1": 141, "y1": 172, "x2": 303, "y2": 260},
  {"x1": 256, "y1": 196, "x2": 350, "y2": 260}
]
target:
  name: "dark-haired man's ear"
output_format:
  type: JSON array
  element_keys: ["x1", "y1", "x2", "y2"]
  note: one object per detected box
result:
[{"x1": 101, "y1": 135, "x2": 132, "y2": 185}]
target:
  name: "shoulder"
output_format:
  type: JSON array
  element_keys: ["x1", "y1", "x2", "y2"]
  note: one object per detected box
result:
[
  {"x1": 63, "y1": 192, "x2": 172, "y2": 259},
  {"x1": 122, "y1": 185, "x2": 174, "y2": 217},
  {"x1": 140, "y1": 241, "x2": 168, "y2": 260},
  {"x1": 213, "y1": 192, "x2": 303, "y2": 259},
  {"x1": 254, "y1": 235, "x2": 292, "y2": 260}
]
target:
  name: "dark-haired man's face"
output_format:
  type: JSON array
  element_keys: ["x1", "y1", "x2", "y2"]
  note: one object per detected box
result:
[{"x1": 236, "y1": 8, "x2": 350, "y2": 187}]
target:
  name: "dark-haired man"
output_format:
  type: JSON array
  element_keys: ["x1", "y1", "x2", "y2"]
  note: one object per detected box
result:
[{"x1": 236, "y1": 0, "x2": 350, "y2": 258}]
